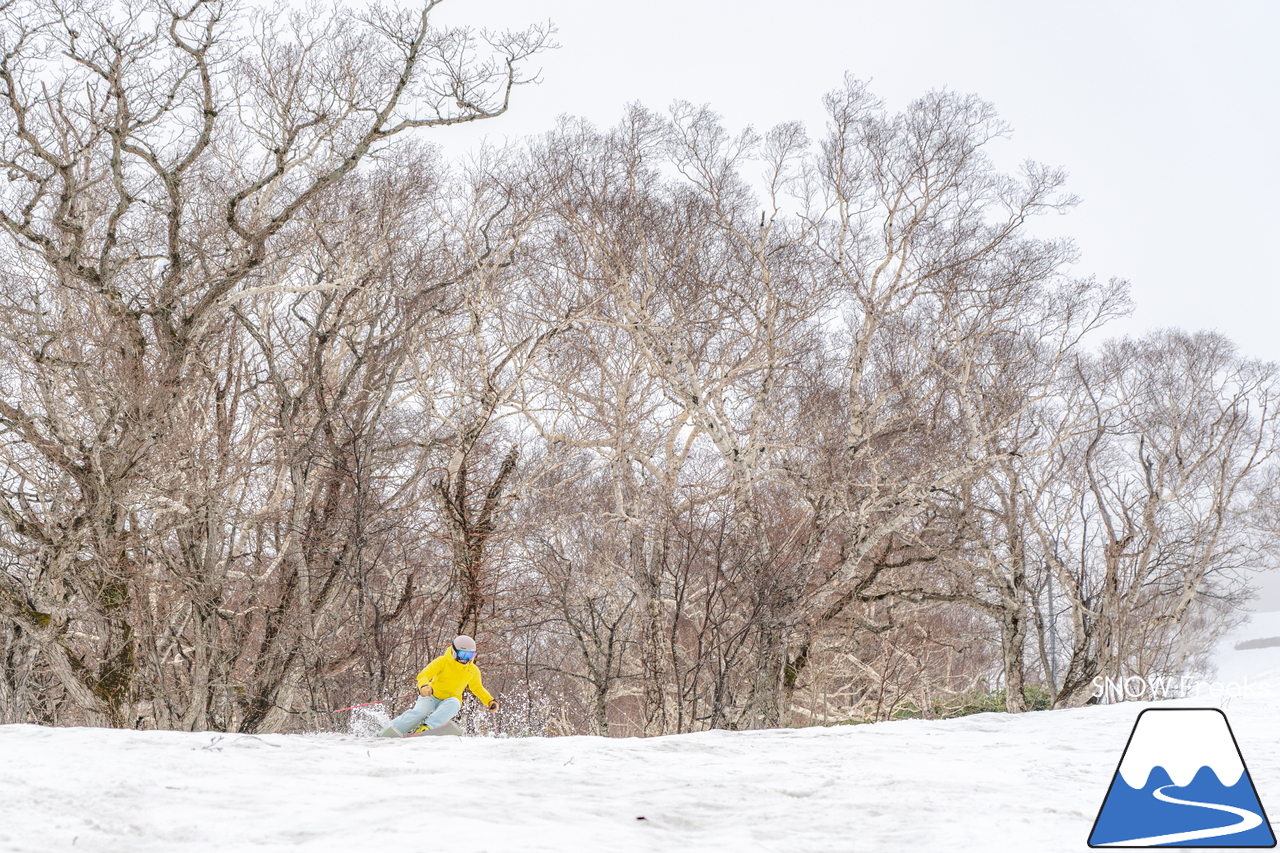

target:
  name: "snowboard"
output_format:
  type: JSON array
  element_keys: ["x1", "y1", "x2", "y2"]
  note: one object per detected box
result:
[{"x1": 405, "y1": 721, "x2": 463, "y2": 738}]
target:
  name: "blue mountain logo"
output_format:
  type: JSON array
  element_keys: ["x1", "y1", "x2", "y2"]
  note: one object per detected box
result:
[{"x1": 1089, "y1": 708, "x2": 1276, "y2": 847}]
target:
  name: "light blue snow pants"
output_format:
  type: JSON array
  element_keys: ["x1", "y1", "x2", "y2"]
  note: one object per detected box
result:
[{"x1": 388, "y1": 695, "x2": 461, "y2": 735}]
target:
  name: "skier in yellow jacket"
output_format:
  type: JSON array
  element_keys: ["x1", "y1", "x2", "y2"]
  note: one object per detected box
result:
[{"x1": 378, "y1": 635, "x2": 498, "y2": 737}]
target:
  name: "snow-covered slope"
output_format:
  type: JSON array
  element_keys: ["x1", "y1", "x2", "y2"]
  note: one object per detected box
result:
[{"x1": 2, "y1": 616, "x2": 1278, "y2": 853}]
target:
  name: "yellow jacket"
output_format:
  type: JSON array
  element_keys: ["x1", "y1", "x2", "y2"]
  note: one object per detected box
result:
[{"x1": 416, "y1": 653, "x2": 493, "y2": 706}]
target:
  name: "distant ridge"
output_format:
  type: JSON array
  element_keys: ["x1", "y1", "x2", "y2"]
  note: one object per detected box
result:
[{"x1": 1234, "y1": 637, "x2": 1280, "y2": 651}]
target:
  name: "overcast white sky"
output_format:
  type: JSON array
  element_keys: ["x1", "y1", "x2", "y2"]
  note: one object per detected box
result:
[{"x1": 425, "y1": 0, "x2": 1280, "y2": 362}]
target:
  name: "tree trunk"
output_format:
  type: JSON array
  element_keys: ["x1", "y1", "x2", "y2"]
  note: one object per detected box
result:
[
  {"x1": 999, "y1": 603, "x2": 1030, "y2": 713},
  {"x1": 747, "y1": 606, "x2": 785, "y2": 728}
]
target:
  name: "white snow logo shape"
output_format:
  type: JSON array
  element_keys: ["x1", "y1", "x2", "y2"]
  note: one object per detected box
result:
[{"x1": 1089, "y1": 708, "x2": 1276, "y2": 847}]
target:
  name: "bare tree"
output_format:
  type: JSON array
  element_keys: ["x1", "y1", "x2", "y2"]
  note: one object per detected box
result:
[
  {"x1": 0, "y1": 0, "x2": 550, "y2": 728},
  {"x1": 5, "y1": 25, "x2": 1265, "y2": 738},
  {"x1": 1045, "y1": 331, "x2": 1280, "y2": 706}
]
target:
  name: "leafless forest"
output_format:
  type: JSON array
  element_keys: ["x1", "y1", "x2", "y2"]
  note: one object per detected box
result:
[{"x1": 2, "y1": 0, "x2": 1278, "y2": 736}]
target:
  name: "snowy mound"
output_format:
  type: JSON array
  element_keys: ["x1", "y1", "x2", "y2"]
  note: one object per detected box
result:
[
  {"x1": 1116, "y1": 709, "x2": 1244, "y2": 788},
  {"x1": 1, "y1": 609, "x2": 1276, "y2": 852}
]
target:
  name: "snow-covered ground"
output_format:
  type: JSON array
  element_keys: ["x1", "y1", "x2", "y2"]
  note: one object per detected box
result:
[{"x1": 3, "y1": 613, "x2": 1279, "y2": 853}]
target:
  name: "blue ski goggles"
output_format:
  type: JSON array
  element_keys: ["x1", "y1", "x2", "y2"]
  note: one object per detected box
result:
[{"x1": 454, "y1": 648, "x2": 476, "y2": 662}]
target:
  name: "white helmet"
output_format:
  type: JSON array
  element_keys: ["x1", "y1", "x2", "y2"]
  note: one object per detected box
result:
[{"x1": 452, "y1": 635, "x2": 477, "y2": 661}]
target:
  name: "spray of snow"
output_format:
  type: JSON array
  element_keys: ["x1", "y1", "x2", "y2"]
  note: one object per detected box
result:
[
  {"x1": 458, "y1": 682, "x2": 562, "y2": 738},
  {"x1": 345, "y1": 705, "x2": 393, "y2": 738}
]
